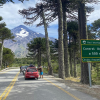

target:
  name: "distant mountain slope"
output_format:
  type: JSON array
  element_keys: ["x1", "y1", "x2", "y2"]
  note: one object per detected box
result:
[{"x1": 4, "y1": 25, "x2": 55, "y2": 58}]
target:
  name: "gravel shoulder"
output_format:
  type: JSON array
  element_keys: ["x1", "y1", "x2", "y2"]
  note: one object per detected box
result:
[{"x1": 46, "y1": 74, "x2": 100, "y2": 100}]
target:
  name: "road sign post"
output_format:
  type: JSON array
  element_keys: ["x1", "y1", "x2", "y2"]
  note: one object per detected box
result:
[
  {"x1": 88, "y1": 63, "x2": 92, "y2": 87},
  {"x1": 81, "y1": 39, "x2": 100, "y2": 87}
]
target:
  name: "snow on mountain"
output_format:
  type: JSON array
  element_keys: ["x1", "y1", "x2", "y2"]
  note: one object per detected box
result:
[
  {"x1": 4, "y1": 25, "x2": 55, "y2": 58},
  {"x1": 16, "y1": 28, "x2": 29, "y2": 38}
]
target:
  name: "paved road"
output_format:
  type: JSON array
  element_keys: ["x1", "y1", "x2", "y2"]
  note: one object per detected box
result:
[{"x1": 0, "y1": 69, "x2": 98, "y2": 100}]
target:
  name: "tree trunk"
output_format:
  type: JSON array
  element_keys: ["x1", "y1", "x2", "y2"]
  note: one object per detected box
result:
[
  {"x1": 37, "y1": 49, "x2": 40, "y2": 67},
  {"x1": 63, "y1": 3, "x2": 70, "y2": 77},
  {"x1": 78, "y1": 2, "x2": 89, "y2": 84},
  {"x1": 0, "y1": 40, "x2": 4, "y2": 69},
  {"x1": 70, "y1": 51, "x2": 73, "y2": 76},
  {"x1": 41, "y1": 10, "x2": 53, "y2": 75},
  {"x1": 78, "y1": 6, "x2": 83, "y2": 82},
  {"x1": 73, "y1": 48, "x2": 77, "y2": 77},
  {"x1": 69, "y1": 35, "x2": 73, "y2": 76},
  {"x1": 57, "y1": 0, "x2": 65, "y2": 79},
  {"x1": 38, "y1": 48, "x2": 41, "y2": 66}
]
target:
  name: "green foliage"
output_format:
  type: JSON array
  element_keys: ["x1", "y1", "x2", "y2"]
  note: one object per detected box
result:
[
  {"x1": 91, "y1": 63, "x2": 100, "y2": 85},
  {"x1": 92, "y1": 63, "x2": 96, "y2": 67},
  {"x1": 92, "y1": 18, "x2": 100, "y2": 31},
  {"x1": 76, "y1": 64, "x2": 81, "y2": 77},
  {"x1": 0, "y1": 0, "x2": 28, "y2": 4},
  {"x1": 13, "y1": 58, "x2": 36, "y2": 66},
  {"x1": 27, "y1": 37, "x2": 46, "y2": 57},
  {"x1": 0, "y1": 16, "x2": 3, "y2": 21},
  {"x1": 0, "y1": 16, "x2": 6, "y2": 29},
  {"x1": 87, "y1": 25, "x2": 97, "y2": 39},
  {"x1": 27, "y1": 37, "x2": 46, "y2": 50},
  {"x1": 67, "y1": 20, "x2": 78, "y2": 41},
  {"x1": 51, "y1": 62, "x2": 59, "y2": 73},
  {"x1": 0, "y1": 27, "x2": 15, "y2": 41},
  {"x1": 43, "y1": 67, "x2": 48, "y2": 74},
  {"x1": 2, "y1": 47, "x2": 15, "y2": 66},
  {"x1": 92, "y1": 18, "x2": 100, "y2": 38},
  {"x1": 67, "y1": 21, "x2": 79, "y2": 62}
]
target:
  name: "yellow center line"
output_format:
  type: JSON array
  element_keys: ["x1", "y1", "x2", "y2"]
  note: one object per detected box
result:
[
  {"x1": 44, "y1": 78, "x2": 80, "y2": 100},
  {"x1": 0, "y1": 72, "x2": 20, "y2": 100}
]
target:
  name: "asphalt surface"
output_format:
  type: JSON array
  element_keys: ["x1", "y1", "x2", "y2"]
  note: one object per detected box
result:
[{"x1": 0, "y1": 69, "x2": 99, "y2": 100}]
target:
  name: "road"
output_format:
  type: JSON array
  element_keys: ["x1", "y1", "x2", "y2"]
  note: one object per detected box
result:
[{"x1": 0, "y1": 69, "x2": 98, "y2": 100}]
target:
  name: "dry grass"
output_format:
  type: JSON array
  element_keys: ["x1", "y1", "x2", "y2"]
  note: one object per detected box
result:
[{"x1": 65, "y1": 77, "x2": 80, "y2": 82}]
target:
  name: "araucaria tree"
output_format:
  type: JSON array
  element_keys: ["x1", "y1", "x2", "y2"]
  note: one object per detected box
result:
[
  {"x1": 76, "y1": 0, "x2": 99, "y2": 84},
  {"x1": 0, "y1": 17, "x2": 15, "y2": 69},
  {"x1": 67, "y1": 20, "x2": 79, "y2": 77},
  {"x1": 27, "y1": 38, "x2": 46, "y2": 66},
  {"x1": 57, "y1": 0, "x2": 65, "y2": 79},
  {"x1": 19, "y1": 3, "x2": 53, "y2": 75}
]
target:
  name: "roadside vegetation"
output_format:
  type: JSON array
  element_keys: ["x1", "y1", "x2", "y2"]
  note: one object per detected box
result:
[{"x1": 0, "y1": 0, "x2": 100, "y2": 85}]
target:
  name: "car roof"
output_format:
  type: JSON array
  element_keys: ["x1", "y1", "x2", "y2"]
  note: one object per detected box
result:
[
  {"x1": 28, "y1": 64, "x2": 35, "y2": 67},
  {"x1": 27, "y1": 67, "x2": 36, "y2": 69}
]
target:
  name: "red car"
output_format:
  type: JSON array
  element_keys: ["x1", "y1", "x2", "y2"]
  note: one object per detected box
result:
[{"x1": 24, "y1": 67, "x2": 39, "y2": 80}]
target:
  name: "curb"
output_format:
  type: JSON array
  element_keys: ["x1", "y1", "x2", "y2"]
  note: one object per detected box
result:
[{"x1": 0, "y1": 68, "x2": 9, "y2": 72}]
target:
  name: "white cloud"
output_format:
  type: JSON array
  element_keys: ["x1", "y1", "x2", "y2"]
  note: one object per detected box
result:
[
  {"x1": 0, "y1": 0, "x2": 40, "y2": 28},
  {"x1": 87, "y1": 3, "x2": 100, "y2": 24},
  {"x1": 0, "y1": 1, "x2": 100, "y2": 39}
]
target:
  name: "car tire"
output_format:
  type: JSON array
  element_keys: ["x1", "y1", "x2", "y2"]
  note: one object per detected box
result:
[
  {"x1": 25, "y1": 77, "x2": 27, "y2": 80},
  {"x1": 37, "y1": 77, "x2": 38, "y2": 80}
]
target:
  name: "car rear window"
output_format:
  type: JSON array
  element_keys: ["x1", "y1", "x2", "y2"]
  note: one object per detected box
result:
[{"x1": 27, "y1": 68, "x2": 37, "y2": 72}]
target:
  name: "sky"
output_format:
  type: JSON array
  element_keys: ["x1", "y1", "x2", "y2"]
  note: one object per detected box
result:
[{"x1": 0, "y1": 0, "x2": 100, "y2": 39}]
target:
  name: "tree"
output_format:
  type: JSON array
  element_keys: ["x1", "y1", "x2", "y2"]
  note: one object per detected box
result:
[
  {"x1": 57, "y1": 0, "x2": 65, "y2": 79},
  {"x1": 27, "y1": 38, "x2": 46, "y2": 66},
  {"x1": 0, "y1": 27, "x2": 15, "y2": 69},
  {"x1": 87, "y1": 25, "x2": 97, "y2": 39},
  {"x1": 62, "y1": 0, "x2": 70, "y2": 78},
  {"x1": 72, "y1": 0, "x2": 99, "y2": 84},
  {"x1": 19, "y1": 3, "x2": 53, "y2": 75},
  {"x1": 67, "y1": 20, "x2": 79, "y2": 77},
  {"x1": 0, "y1": 16, "x2": 6, "y2": 69},
  {"x1": 3, "y1": 47, "x2": 15, "y2": 68},
  {"x1": 77, "y1": 0, "x2": 89, "y2": 84},
  {"x1": 91, "y1": 19, "x2": 100, "y2": 39},
  {"x1": 0, "y1": 0, "x2": 28, "y2": 4}
]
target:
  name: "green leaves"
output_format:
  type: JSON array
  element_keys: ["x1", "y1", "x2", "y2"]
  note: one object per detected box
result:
[
  {"x1": 0, "y1": 0, "x2": 28, "y2": 4},
  {"x1": 91, "y1": 18, "x2": 100, "y2": 39},
  {"x1": 27, "y1": 37, "x2": 46, "y2": 57},
  {"x1": 0, "y1": 27, "x2": 15, "y2": 40},
  {"x1": 92, "y1": 19, "x2": 100, "y2": 31},
  {"x1": 3, "y1": 47, "x2": 15, "y2": 65}
]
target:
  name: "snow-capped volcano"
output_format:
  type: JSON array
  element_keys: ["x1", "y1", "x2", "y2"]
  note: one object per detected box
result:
[
  {"x1": 4, "y1": 25, "x2": 55, "y2": 58},
  {"x1": 11, "y1": 25, "x2": 45, "y2": 40},
  {"x1": 16, "y1": 28, "x2": 29, "y2": 38}
]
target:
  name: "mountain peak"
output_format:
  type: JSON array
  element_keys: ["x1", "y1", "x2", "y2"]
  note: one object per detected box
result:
[
  {"x1": 16, "y1": 28, "x2": 29, "y2": 38},
  {"x1": 4, "y1": 25, "x2": 55, "y2": 57},
  {"x1": 12, "y1": 25, "x2": 29, "y2": 30}
]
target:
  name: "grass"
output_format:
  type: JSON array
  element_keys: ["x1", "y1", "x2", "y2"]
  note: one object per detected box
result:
[
  {"x1": 43, "y1": 68, "x2": 48, "y2": 74},
  {"x1": 65, "y1": 77, "x2": 80, "y2": 82}
]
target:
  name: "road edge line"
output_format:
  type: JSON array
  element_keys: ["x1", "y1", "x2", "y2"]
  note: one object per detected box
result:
[{"x1": 44, "y1": 78, "x2": 80, "y2": 100}]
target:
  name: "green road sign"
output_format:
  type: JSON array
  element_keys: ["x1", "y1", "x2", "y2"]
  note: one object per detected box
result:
[{"x1": 81, "y1": 39, "x2": 100, "y2": 62}]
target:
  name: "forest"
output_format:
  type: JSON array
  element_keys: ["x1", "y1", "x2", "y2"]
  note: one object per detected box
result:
[{"x1": 0, "y1": 0, "x2": 100, "y2": 85}]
